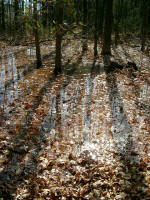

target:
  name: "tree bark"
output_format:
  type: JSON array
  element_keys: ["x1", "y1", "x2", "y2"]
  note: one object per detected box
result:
[
  {"x1": 1, "y1": 0, "x2": 5, "y2": 31},
  {"x1": 101, "y1": 0, "x2": 113, "y2": 55},
  {"x1": 99, "y1": 0, "x2": 105, "y2": 36},
  {"x1": 82, "y1": 0, "x2": 88, "y2": 51},
  {"x1": 21, "y1": 0, "x2": 26, "y2": 35},
  {"x1": 14, "y1": 0, "x2": 19, "y2": 31},
  {"x1": 141, "y1": 0, "x2": 149, "y2": 52},
  {"x1": 114, "y1": 0, "x2": 122, "y2": 46},
  {"x1": 74, "y1": 0, "x2": 79, "y2": 25},
  {"x1": 54, "y1": 0, "x2": 64, "y2": 75},
  {"x1": 33, "y1": 0, "x2": 42, "y2": 68},
  {"x1": 42, "y1": 0, "x2": 47, "y2": 27},
  {"x1": 94, "y1": 0, "x2": 98, "y2": 57}
]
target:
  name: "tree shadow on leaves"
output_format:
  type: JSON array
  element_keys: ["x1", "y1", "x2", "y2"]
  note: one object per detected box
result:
[
  {"x1": 113, "y1": 45, "x2": 150, "y2": 116},
  {"x1": 103, "y1": 55, "x2": 149, "y2": 199},
  {"x1": 0, "y1": 50, "x2": 87, "y2": 199}
]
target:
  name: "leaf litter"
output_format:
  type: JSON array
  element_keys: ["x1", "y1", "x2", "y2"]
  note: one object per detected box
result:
[{"x1": 0, "y1": 39, "x2": 150, "y2": 199}]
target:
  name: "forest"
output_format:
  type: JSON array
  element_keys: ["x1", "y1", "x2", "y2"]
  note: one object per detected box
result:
[{"x1": 0, "y1": 0, "x2": 150, "y2": 199}]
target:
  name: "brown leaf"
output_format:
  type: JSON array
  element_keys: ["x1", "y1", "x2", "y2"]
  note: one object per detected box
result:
[{"x1": 25, "y1": 103, "x2": 31, "y2": 110}]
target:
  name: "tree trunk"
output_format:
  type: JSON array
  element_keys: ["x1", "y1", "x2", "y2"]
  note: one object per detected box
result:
[
  {"x1": 54, "y1": 0, "x2": 64, "y2": 75},
  {"x1": 42, "y1": 0, "x2": 47, "y2": 27},
  {"x1": 99, "y1": 0, "x2": 105, "y2": 36},
  {"x1": 21, "y1": 0, "x2": 26, "y2": 35},
  {"x1": 8, "y1": 0, "x2": 12, "y2": 36},
  {"x1": 114, "y1": 0, "x2": 122, "y2": 46},
  {"x1": 14, "y1": 0, "x2": 19, "y2": 32},
  {"x1": 114, "y1": 23, "x2": 119, "y2": 46},
  {"x1": 82, "y1": 0, "x2": 88, "y2": 51},
  {"x1": 74, "y1": 0, "x2": 79, "y2": 25},
  {"x1": 33, "y1": 0, "x2": 42, "y2": 68},
  {"x1": 1, "y1": 0, "x2": 5, "y2": 31},
  {"x1": 141, "y1": 0, "x2": 149, "y2": 52},
  {"x1": 101, "y1": 0, "x2": 113, "y2": 55},
  {"x1": 94, "y1": 0, "x2": 98, "y2": 57}
]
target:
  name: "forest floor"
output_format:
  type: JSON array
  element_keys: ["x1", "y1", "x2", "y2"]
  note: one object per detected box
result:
[{"x1": 0, "y1": 38, "x2": 150, "y2": 199}]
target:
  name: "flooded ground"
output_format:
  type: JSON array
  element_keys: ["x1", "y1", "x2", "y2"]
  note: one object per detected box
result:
[{"x1": 0, "y1": 40, "x2": 150, "y2": 199}]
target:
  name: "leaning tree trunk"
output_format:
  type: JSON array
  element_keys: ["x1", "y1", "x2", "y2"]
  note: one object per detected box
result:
[
  {"x1": 101, "y1": 0, "x2": 113, "y2": 55},
  {"x1": 33, "y1": 0, "x2": 42, "y2": 68},
  {"x1": 141, "y1": 0, "x2": 149, "y2": 52},
  {"x1": 54, "y1": 0, "x2": 64, "y2": 75}
]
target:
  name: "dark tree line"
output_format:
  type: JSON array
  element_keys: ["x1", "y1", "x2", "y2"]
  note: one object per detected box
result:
[{"x1": 0, "y1": 0, "x2": 150, "y2": 73}]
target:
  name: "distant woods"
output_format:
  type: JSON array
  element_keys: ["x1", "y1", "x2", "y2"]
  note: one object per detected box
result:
[{"x1": 0, "y1": 0, "x2": 150, "y2": 71}]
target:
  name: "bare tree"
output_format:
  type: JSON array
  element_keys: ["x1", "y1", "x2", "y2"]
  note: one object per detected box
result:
[
  {"x1": 101, "y1": 0, "x2": 113, "y2": 55},
  {"x1": 1, "y1": 0, "x2": 5, "y2": 31},
  {"x1": 54, "y1": 0, "x2": 64, "y2": 75},
  {"x1": 94, "y1": 0, "x2": 99, "y2": 57},
  {"x1": 82, "y1": 0, "x2": 88, "y2": 51},
  {"x1": 141, "y1": 0, "x2": 149, "y2": 52},
  {"x1": 33, "y1": 0, "x2": 42, "y2": 68}
]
